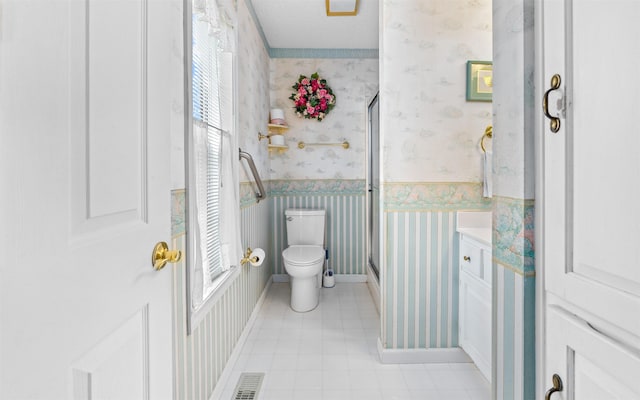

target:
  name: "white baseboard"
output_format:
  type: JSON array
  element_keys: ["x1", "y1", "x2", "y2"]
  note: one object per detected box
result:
[
  {"x1": 272, "y1": 274, "x2": 289, "y2": 283},
  {"x1": 366, "y1": 264, "x2": 380, "y2": 314},
  {"x1": 335, "y1": 274, "x2": 367, "y2": 283},
  {"x1": 209, "y1": 277, "x2": 273, "y2": 400},
  {"x1": 377, "y1": 338, "x2": 472, "y2": 364},
  {"x1": 272, "y1": 274, "x2": 367, "y2": 283}
]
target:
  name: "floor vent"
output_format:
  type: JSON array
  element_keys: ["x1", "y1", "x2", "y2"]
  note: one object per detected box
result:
[{"x1": 232, "y1": 373, "x2": 264, "y2": 400}]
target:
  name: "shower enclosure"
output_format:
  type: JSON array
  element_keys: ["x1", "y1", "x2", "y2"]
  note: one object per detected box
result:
[{"x1": 367, "y1": 93, "x2": 380, "y2": 281}]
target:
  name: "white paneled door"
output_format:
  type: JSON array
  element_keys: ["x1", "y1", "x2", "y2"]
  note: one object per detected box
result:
[
  {"x1": 1, "y1": 0, "x2": 179, "y2": 399},
  {"x1": 541, "y1": 0, "x2": 640, "y2": 398}
]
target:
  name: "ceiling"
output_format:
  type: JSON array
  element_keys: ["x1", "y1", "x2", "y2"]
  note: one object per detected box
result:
[{"x1": 249, "y1": 0, "x2": 379, "y2": 49}]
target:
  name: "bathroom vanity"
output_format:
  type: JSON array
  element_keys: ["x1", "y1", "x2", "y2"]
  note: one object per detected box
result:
[{"x1": 456, "y1": 212, "x2": 492, "y2": 381}]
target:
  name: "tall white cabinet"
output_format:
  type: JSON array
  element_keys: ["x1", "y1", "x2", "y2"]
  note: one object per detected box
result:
[
  {"x1": 540, "y1": 1, "x2": 640, "y2": 397},
  {"x1": 457, "y1": 212, "x2": 492, "y2": 382}
]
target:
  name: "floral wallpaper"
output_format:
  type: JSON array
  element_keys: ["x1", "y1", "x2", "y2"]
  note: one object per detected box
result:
[
  {"x1": 384, "y1": 182, "x2": 491, "y2": 211},
  {"x1": 237, "y1": 0, "x2": 271, "y2": 183},
  {"x1": 380, "y1": 0, "x2": 493, "y2": 183},
  {"x1": 268, "y1": 58, "x2": 379, "y2": 180}
]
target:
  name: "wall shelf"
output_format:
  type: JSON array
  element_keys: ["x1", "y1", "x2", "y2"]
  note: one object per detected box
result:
[
  {"x1": 267, "y1": 144, "x2": 289, "y2": 154},
  {"x1": 264, "y1": 124, "x2": 289, "y2": 153},
  {"x1": 268, "y1": 124, "x2": 289, "y2": 134}
]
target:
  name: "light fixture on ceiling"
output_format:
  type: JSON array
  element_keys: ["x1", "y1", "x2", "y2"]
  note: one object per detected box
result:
[{"x1": 325, "y1": 0, "x2": 359, "y2": 16}]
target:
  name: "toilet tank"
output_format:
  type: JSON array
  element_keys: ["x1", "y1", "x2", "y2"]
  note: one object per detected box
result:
[{"x1": 285, "y1": 209, "x2": 326, "y2": 246}]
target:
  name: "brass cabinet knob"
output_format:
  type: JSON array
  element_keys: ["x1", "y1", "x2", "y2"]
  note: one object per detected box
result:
[
  {"x1": 544, "y1": 374, "x2": 563, "y2": 400},
  {"x1": 463, "y1": 255, "x2": 471, "y2": 262},
  {"x1": 152, "y1": 241, "x2": 182, "y2": 271}
]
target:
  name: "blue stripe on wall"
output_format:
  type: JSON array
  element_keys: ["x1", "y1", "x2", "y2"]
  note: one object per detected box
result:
[
  {"x1": 523, "y1": 275, "x2": 536, "y2": 400},
  {"x1": 407, "y1": 214, "x2": 416, "y2": 348},
  {"x1": 429, "y1": 213, "x2": 438, "y2": 348},
  {"x1": 503, "y1": 268, "x2": 515, "y2": 400},
  {"x1": 418, "y1": 213, "x2": 427, "y2": 348},
  {"x1": 173, "y1": 200, "x2": 271, "y2": 400},
  {"x1": 383, "y1": 211, "x2": 459, "y2": 350},
  {"x1": 397, "y1": 214, "x2": 405, "y2": 348},
  {"x1": 385, "y1": 212, "x2": 395, "y2": 347},
  {"x1": 441, "y1": 215, "x2": 450, "y2": 348}
]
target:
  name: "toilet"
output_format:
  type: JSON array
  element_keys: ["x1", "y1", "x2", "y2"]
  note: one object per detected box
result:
[{"x1": 282, "y1": 209, "x2": 326, "y2": 312}]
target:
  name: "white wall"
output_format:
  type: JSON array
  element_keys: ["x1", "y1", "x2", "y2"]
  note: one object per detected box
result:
[
  {"x1": 237, "y1": 0, "x2": 271, "y2": 183},
  {"x1": 380, "y1": 0, "x2": 493, "y2": 183},
  {"x1": 492, "y1": 0, "x2": 535, "y2": 199}
]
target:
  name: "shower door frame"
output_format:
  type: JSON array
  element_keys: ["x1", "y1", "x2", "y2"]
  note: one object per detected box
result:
[{"x1": 366, "y1": 92, "x2": 381, "y2": 282}]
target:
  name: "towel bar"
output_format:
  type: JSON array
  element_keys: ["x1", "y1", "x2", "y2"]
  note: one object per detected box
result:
[{"x1": 298, "y1": 141, "x2": 349, "y2": 149}]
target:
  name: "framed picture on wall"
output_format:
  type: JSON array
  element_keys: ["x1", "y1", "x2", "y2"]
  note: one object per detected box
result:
[{"x1": 466, "y1": 60, "x2": 493, "y2": 102}]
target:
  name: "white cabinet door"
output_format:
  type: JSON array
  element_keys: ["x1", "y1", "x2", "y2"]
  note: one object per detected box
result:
[
  {"x1": 545, "y1": 306, "x2": 640, "y2": 400},
  {"x1": 542, "y1": 0, "x2": 640, "y2": 397},
  {"x1": 0, "y1": 0, "x2": 179, "y2": 398},
  {"x1": 458, "y1": 235, "x2": 492, "y2": 381}
]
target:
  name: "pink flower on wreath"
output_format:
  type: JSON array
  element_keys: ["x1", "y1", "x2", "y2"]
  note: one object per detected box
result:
[
  {"x1": 301, "y1": 78, "x2": 310, "y2": 86},
  {"x1": 311, "y1": 79, "x2": 320, "y2": 91},
  {"x1": 318, "y1": 88, "x2": 328, "y2": 98},
  {"x1": 306, "y1": 103, "x2": 315, "y2": 114}
]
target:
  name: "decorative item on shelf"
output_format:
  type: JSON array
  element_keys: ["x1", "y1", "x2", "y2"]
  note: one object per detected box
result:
[
  {"x1": 289, "y1": 72, "x2": 336, "y2": 121},
  {"x1": 263, "y1": 123, "x2": 289, "y2": 153},
  {"x1": 270, "y1": 135, "x2": 285, "y2": 146},
  {"x1": 270, "y1": 108, "x2": 287, "y2": 126}
]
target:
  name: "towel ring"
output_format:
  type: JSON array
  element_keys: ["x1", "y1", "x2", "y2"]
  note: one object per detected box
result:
[{"x1": 480, "y1": 125, "x2": 493, "y2": 153}]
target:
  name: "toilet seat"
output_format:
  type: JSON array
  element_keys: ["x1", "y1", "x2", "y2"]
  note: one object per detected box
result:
[{"x1": 283, "y1": 245, "x2": 324, "y2": 267}]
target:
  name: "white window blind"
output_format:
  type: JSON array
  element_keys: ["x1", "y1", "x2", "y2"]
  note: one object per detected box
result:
[{"x1": 192, "y1": 12, "x2": 224, "y2": 283}]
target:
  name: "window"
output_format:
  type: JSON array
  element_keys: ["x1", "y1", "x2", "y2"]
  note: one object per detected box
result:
[
  {"x1": 188, "y1": 3, "x2": 237, "y2": 323},
  {"x1": 192, "y1": 12, "x2": 223, "y2": 285}
]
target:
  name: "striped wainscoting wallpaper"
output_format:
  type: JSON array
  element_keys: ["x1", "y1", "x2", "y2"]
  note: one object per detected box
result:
[
  {"x1": 269, "y1": 180, "x2": 366, "y2": 276},
  {"x1": 493, "y1": 196, "x2": 535, "y2": 400},
  {"x1": 494, "y1": 266, "x2": 535, "y2": 400},
  {"x1": 383, "y1": 211, "x2": 459, "y2": 349},
  {"x1": 171, "y1": 190, "x2": 271, "y2": 400},
  {"x1": 381, "y1": 182, "x2": 491, "y2": 352}
]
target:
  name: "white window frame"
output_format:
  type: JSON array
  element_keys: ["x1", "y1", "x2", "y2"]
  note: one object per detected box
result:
[{"x1": 184, "y1": 1, "x2": 238, "y2": 334}]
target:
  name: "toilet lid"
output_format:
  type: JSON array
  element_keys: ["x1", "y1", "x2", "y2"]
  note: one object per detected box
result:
[{"x1": 283, "y1": 245, "x2": 325, "y2": 266}]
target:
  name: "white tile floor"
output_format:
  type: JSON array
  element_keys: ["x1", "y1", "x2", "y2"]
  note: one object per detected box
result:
[{"x1": 219, "y1": 283, "x2": 490, "y2": 400}]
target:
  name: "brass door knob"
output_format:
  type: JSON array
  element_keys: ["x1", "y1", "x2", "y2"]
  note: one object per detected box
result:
[
  {"x1": 152, "y1": 241, "x2": 182, "y2": 271},
  {"x1": 463, "y1": 256, "x2": 471, "y2": 262}
]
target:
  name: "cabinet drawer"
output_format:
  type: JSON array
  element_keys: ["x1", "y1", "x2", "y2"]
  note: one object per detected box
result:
[{"x1": 460, "y1": 240, "x2": 483, "y2": 279}]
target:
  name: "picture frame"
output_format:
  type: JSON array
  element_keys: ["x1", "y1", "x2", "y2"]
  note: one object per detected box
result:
[{"x1": 466, "y1": 60, "x2": 493, "y2": 102}]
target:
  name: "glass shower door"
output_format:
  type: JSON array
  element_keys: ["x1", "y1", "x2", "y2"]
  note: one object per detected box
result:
[{"x1": 367, "y1": 93, "x2": 380, "y2": 280}]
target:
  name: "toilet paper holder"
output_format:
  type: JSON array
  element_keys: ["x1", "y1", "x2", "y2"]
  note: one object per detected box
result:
[{"x1": 240, "y1": 247, "x2": 265, "y2": 267}]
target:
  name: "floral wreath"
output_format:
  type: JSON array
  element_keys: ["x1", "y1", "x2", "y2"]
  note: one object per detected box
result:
[{"x1": 289, "y1": 73, "x2": 336, "y2": 121}]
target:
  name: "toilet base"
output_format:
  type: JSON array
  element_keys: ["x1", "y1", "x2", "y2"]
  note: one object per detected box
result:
[{"x1": 290, "y1": 273, "x2": 321, "y2": 312}]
